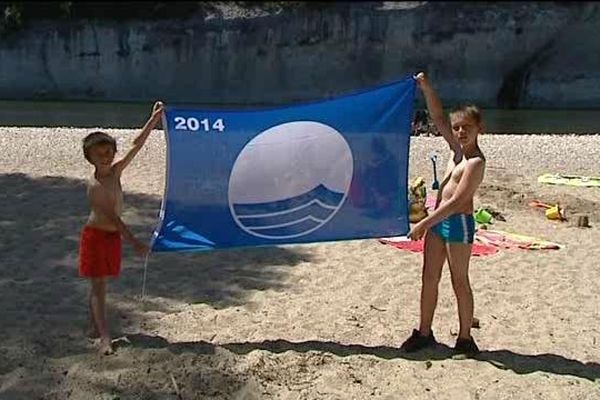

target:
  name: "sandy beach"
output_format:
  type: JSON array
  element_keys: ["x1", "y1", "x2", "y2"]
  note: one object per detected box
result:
[{"x1": 0, "y1": 127, "x2": 598, "y2": 399}]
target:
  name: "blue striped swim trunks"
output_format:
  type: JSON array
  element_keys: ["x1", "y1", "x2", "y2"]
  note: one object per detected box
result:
[{"x1": 431, "y1": 213, "x2": 475, "y2": 244}]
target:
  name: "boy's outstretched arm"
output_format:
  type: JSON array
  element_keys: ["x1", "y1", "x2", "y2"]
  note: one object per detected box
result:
[
  {"x1": 113, "y1": 101, "x2": 164, "y2": 175},
  {"x1": 407, "y1": 157, "x2": 485, "y2": 240},
  {"x1": 414, "y1": 72, "x2": 461, "y2": 157}
]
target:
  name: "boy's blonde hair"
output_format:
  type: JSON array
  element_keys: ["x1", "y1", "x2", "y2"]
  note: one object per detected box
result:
[
  {"x1": 449, "y1": 104, "x2": 483, "y2": 125},
  {"x1": 82, "y1": 131, "x2": 117, "y2": 163}
]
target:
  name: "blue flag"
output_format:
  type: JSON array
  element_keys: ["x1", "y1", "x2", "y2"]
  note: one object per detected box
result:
[{"x1": 151, "y1": 77, "x2": 415, "y2": 252}]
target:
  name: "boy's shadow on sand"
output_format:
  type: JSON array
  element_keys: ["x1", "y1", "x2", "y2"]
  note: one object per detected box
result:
[{"x1": 122, "y1": 334, "x2": 600, "y2": 382}]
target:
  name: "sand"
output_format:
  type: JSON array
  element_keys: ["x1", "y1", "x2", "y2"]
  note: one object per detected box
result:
[{"x1": 0, "y1": 127, "x2": 598, "y2": 400}]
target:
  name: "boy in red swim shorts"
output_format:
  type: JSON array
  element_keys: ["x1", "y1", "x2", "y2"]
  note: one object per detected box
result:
[{"x1": 80, "y1": 101, "x2": 163, "y2": 355}]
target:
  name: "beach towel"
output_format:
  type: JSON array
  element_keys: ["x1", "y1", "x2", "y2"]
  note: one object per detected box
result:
[
  {"x1": 425, "y1": 195, "x2": 437, "y2": 210},
  {"x1": 379, "y1": 236, "x2": 499, "y2": 257},
  {"x1": 538, "y1": 174, "x2": 600, "y2": 187},
  {"x1": 475, "y1": 229, "x2": 562, "y2": 250}
]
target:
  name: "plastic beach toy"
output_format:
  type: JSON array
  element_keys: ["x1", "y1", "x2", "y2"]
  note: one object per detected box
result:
[
  {"x1": 545, "y1": 204, "x2": 566, "y2": 221},
  {"x1": 429, "y1": 152, "x2": 440, "y2": 190},
  {"x1": 474, "y1": 208, "x2": 493, "y2": 224}
]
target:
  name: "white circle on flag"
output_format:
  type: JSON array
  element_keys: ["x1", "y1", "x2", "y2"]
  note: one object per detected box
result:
[{"x1": 228, "y1": 121, "x2": 354, "y2": 239}]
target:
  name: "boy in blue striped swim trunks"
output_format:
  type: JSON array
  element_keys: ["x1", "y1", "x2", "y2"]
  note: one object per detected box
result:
[{"x1": 401, "y1": 73, "x2": 486, "y2": 356}]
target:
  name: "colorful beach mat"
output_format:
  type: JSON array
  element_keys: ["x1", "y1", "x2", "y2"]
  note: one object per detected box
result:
[
  {"x1": 475, "y1": 229, "x2": 563, "y2": 250},
  {"x1": 379, "y1": 237, "x2": 499, "y2": 257},
  {"x1": 380, "y1": 228, "x2": 562, "y2": 255},
  {"x1": 425, "y1": 195, "x2": 437, "y2": 210},
  {"x1": 538, "y1": 173, "x2": 600, "y2": 187}
]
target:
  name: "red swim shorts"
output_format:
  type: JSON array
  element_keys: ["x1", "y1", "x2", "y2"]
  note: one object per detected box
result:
[{"x1": 79, "y1": 225, "x2": 122, "y2": 278}]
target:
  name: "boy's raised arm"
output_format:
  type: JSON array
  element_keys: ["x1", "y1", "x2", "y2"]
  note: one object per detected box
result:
[
  {"x1": 113, "y1": 101, "x2": 164, "y2": 175},
  {"x1": 414, "y1": 73, "x2": 461, "y2": 156}
]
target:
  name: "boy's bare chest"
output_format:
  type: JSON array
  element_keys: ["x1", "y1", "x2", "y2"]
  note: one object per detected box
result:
[
  {"x1": 90, "y1": 174, "x2": 123, "y2": 205},
  {"x1": 102, "y1": 175, "x2": 121, "y2": 192},
  {"x1": 439, "y1": 160, "x2": 465, "y2": 200},
  {"x1": 443, "y1": 158, "x2": 466, "y2": 184},
  {"x1": 449, "y1": 162, "x2": 466, "y2": 183}
]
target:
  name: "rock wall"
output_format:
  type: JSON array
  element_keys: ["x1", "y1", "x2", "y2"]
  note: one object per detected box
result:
[{"x1": 0, "y1": 2, "x2": 599, "y2": 108}]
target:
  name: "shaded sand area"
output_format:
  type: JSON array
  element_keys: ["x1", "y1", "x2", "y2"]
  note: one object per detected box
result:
[{"x1": 0, "y1": 127, "x2": 599, "y2": 399}]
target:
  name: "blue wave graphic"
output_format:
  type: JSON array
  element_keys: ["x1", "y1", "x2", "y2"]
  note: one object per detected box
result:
[
  {"x1": 234, "y1": 184, "x2": 344, "y2": 215},
  {"x1": 238, "y1": 201, "x2": 333, "y2": 227},
  {"x1": 155, "y1": 221, "x2": 216, "y2": 250},
  {"x1": 233, "y1": 184, "x2": 345, "y2": 238},
  {"x1": 249, "y1": 216, "x2": 322, "y2": 237}
]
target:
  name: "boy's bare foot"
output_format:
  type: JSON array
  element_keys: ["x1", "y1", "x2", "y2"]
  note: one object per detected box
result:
[{"x1": 99, "y1": 337, "x2": 114, "y2": 355}]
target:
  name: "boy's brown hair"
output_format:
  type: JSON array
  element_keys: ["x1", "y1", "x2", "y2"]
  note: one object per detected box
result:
[
  {"x1": 449, "y1": 104, "x2": 483, "y2": 125},
  {"x1": 82, "y1": 131, "x2": 117, "y2": 163}
]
